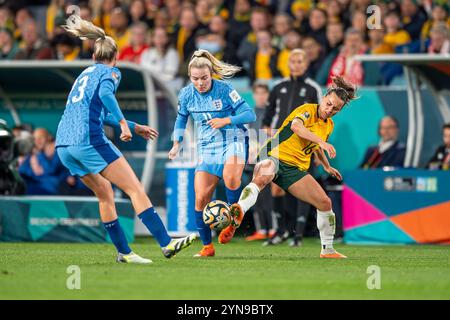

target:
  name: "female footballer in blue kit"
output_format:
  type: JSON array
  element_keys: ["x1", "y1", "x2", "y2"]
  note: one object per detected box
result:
[
  {"x1": 56, "y1": 16, "x2": 196, "y2": 264},
  {"x1": 169, "y1": 50, "x2": 256, "y2": 257}
]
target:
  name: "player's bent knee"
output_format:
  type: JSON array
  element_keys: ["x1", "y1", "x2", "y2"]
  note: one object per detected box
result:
[
  {"x1": 95, "y1": 187, "x2": 114, "y2": 203},
  {"x1": 223, "y1": 175, "x2": 241, "y2": 189},
  {"x1": 317, "y1": 196, "x2": 332, "y2": 212},
  {"x1": 123, "y1": 182, "x2": 146, "y2": 199}
]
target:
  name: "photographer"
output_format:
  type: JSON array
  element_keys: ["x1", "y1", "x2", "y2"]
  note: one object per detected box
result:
[{"x1": 0, "y1": 119, "x2": 25, "y2": 195}]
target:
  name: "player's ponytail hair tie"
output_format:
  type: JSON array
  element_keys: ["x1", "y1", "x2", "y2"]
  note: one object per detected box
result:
[
  {"x1": 62, "y1": 15, "x2": 117, "y2": 62},
  {"x1": 326, "y1": 76, "x2": 358, "y2": 105},
  {"x1": 189, "y1": 49, "x2": 241, "y2": 79}
]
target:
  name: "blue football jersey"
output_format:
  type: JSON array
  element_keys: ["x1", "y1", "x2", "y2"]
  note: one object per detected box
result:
[
  {"x1": 177, "y1": 80, "x2": 248, "y2": 152},
  {"x1": 56, "y1": 63, "x2": 122, "y2": 147}
]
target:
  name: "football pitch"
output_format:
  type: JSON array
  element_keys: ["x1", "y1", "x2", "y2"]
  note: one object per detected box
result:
[{"x1": 0, "y1": 237, "x2": 449, "y2": 300}]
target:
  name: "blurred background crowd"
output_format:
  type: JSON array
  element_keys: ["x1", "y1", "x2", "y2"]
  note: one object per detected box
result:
[{"x1": 0, "y1": 0, "x2": 449, "y2": 86}]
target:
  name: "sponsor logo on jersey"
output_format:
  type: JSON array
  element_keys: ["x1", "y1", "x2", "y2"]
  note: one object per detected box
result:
[
  {"x1": 302, "y1": 111, "x2": 310, "y2": 119},
  {"x1": 299, "y1": 88, "x2": 306, "y2": 97},
  {"x1": 229, "y1": 90, "x2": 241, "y2": 103},
  {"x1": 280, "y1": 87, "x2": 287, "y2": 94}
]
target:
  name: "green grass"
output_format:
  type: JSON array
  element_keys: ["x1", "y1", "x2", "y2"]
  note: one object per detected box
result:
[{"x1": 0, "y1": 237, "x2": 449, "y2": 299}]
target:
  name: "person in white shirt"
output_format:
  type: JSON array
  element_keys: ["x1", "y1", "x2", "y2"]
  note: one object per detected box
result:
[{"x1": 140, "y1": 27, "x2": 179, "y2": 82}]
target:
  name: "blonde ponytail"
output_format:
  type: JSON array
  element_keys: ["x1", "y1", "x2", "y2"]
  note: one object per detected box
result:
[
  {"x1": 188, "y1": 49, "x2": 241, "y2": 79},
  {"x1": 62, "y1": 15, "x2": 117, "y2": 62}
]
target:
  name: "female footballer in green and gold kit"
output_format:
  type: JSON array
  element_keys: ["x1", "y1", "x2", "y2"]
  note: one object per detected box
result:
[{"x1": 218, "y1": 76, "x2": 358, "y2": 259}]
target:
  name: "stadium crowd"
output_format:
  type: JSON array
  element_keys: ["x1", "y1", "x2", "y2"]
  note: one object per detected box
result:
[{"x1": 0, "y1": 0, "x2": 449, "y2": 85}]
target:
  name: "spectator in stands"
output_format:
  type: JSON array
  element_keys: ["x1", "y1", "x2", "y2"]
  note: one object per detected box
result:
[
  {"x1": 277, "y1": 30, "x2": 302, "y2": 78},
  {"x1": 14, "y1": 8, "x2": 33, "y2": 42},
  {"x1": 15, "y1": 19, "x2": 53, "y2": 60},
  {"x1": 302, "y1": 36, "x2": 326, "y2": 79},
  {"x1": 326, "y1": 0, "x2": 344, "y2": 25},
  {"x1": 154, "y1": 7, "x2": 170, "y2": 30},
  {"x1": 272, "y1": 13, "x2": 293, "y2": 50},
  {"x1": 18, "y1": 128, "x2": 68, "y2": 195},
  {"x1": 46, "y1": 0, "x2": 66, "y2": 41},
  {"x1": 351, "y1": 10, "x2": 368, "y2": 39},
  {"x1": 245, "y1": 82, "x2": 274, "y2": 242},
  {"x1": 129, "y1": 0, "x2": 150, "y2": 27},
  {"x1": 118, "y1": 22, "x2": 150, "y2": 63},
  {"x1": 195, "y1": 29, "x2": 230, "y2": 65},
  {"x1": 351, "y1": 0, "x2": 372, "y2": 12},
  {"x1": 426, "y1": 23, "x2": 450, "y2": 54},
  {"x1": 227, "y1": 0, "x2": 252, "y2": 61},
  {"x1": 290, "y1": 0, "x2": 312, "y2": 35},
  {"x1": 325, "y1": 21, "x2": 344, "y2": 56},
  {"x1": 306, "y1": 7, "x2": 328, "y2": 49},
  {"x1": 237, "y1": 6, "x2": 270, "y2": 77},
  {"x1": 360, "y1": 116, "x2": 406, "y2": 169},
  {"x1": 0, "y1": 6, "x2": 14, "y2": 31},
  {"x1": 249, "y1": 30, "x2": 281, "y2": 83},
  {"x1": 426, "y1": 123, "x2": 450, "y2": 170},
  {"x1": 92, "y1": 0, "x2": 117, "y2": 36},
  {"x1": 51, "y1": 33, "x2": 80, "y2": 61},
  {"x1": 174, "y1": 6, "x2": 205, "y2": 74},
  {"x1": 400, "y1": 0, "x2": 427, "y2": 40},
  {"x1": 141, "y1": 27, "x2": 179, "y2": 82},
  {"x1": 384, "y1": 10, "x2": 411, "y2": 48},
  {"x1": 421, "y1": 1, "x2": 450, "y2": 41},
  {"x1": 369, "y1": 26, "x2": 394, "y2": 54},
  {"x1": 110, "y1": 7, "x2": 131, "y2": 52},
  {"x1": 208, "y1": 15, "x2": 239, "y2": 65},
  {"x1": 211, "y1": 0, "x2": 230, "y2": 20},
  {"x1": 144, "y1": 0, "x2": 159, "y2": 29},
  {"x1": 326, "y1": 28, "x2": 367, "y2": 86},
  {"x1": 196, "y1": 0, "x2": 213, "y2": 25},
  {"x1": 166, "y1": 0, "x2": 182, "y2": 35},
  {"x1": 0, "y1": 27, "x2": 19, "y2": 59}
]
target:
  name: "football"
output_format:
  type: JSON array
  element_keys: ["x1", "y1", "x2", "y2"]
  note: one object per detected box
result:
[{"x1": 202, "y1": 200, "x2": 231, "y2": 230}]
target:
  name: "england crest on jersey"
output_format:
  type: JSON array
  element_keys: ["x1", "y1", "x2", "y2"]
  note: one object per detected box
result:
[{"x1": 212, "y1": 99, "x2": 223, "y2": 110}]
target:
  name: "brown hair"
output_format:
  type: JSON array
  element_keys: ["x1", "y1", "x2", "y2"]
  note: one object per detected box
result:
[{"x1": 326, "y1": 76, "x2": 358, "y2": 105}]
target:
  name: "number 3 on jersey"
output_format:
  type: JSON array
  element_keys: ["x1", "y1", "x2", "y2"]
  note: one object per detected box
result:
[{"x1": 71, "y1": 75, "x2": 89, "y2": 103}]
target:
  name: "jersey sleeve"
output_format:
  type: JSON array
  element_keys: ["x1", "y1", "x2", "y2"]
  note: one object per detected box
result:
[
  {"x1": 293, "y1": 105, "x2": 315, "y2": 127},
  {"x1": 225, "y1": 83, "x2": 245, "y2": 110},
  {"x1": 99, "y1": 67, "x2": 122, "y2": 93},
  {"x1": 99, "y1": 79, "x2": 124, "y2": 122},
  {"x1": 325, "y1": 120, "x2": 334, "y2": 141},
  {"x1": 173, "y1": 87, "x2": 190, "y2": 142}
]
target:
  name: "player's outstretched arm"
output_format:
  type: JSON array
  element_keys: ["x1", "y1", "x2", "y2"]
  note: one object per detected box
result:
[
  {"x1": 134, "y1": 124, "x2": 158, "y2": 140},
  {"x1": 314, "y1": 149, "x2": 342, "y2": 181}
]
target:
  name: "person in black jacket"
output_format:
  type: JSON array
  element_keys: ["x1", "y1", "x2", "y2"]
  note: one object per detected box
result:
[
  {"x1": 360, "y1": 116, "x2": 406, "y2": 169},
  {"x1": 426, "y1": 123, "x2": 450, "y2": 170},
  {"x1": 261, "y1": 48, "x2": 322, "y2": 246}
]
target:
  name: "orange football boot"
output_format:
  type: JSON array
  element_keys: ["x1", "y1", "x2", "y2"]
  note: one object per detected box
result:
[
  {"x1": 218, "y1": 204, "x2": 244, "y2": 244},
  {"x1": 245, "y1": 231, "x2": 267, "y2": 241},
  {"x1": 193, "y1": 243, "x2": 215, "y2": 257},
  {"x1": 320, "y1": 249, "x2": 347, "y2": 259}
]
